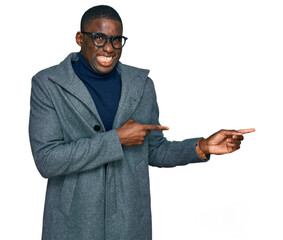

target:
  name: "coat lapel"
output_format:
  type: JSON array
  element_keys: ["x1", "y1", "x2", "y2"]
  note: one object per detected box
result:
[
  {"x1": 48, "y1": 53, "x2": 104, "y2": 128},
  {"x1": 113, "y1": 62, "x2": 150, "y2": 129}
]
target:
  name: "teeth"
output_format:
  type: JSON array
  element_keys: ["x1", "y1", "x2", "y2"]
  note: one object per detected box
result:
[{"x1": 97, "y1": 56, "x2": 113, "y2": 62}]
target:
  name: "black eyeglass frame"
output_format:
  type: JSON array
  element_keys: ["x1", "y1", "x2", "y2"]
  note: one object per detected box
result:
[{"x1": 81, "y1": 32, "x2": 128, "y2": 49}]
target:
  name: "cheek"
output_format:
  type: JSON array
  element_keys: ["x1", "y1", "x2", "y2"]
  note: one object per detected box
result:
[
  {"x1": 115, "y1": 50, "x2": 122, "y2": 60},
  {"x1": 82, "y1": 39, "x2": 98, "y2": 55},
  {"x1": 82, "y1": 47, "x2": 99, "y2": 63}
]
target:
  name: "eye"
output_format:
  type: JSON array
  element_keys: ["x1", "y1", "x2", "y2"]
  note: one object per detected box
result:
[
  {"x1": 113, "y1": 36, "x2": 122, "y2": 42},
  {"x1": 112, "y1": 36, "x2": 126, "y2": 49},
  {"x1": 93, "y1": 33, "x2": 106, "y2": 44}
]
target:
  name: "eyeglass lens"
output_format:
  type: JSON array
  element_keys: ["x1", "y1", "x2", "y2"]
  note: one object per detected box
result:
[{"x1": 93, "y1": 33, "x2": 126, "y2": 49}]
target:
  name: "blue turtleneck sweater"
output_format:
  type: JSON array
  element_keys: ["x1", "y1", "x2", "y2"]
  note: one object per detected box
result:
[{"x1": 72, "y1": 53, "x2": 121, "y2": 131}]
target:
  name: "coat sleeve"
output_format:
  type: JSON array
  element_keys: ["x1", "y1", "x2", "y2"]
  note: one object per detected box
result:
[
  {"x1": 146, "y1": 78, "x2": 210, "y2": 167},
  {"x1": 29, "y1": 76, "x2": 124, "y2": 178}
]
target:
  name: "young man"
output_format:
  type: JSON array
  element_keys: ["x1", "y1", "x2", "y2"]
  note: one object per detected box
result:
[{"x1": 29, "y1": 5, "x2": 254, "y2": 240}]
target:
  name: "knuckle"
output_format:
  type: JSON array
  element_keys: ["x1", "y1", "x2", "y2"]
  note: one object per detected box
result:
[
  {"x1": 138, "y1": 135, "x2": 145, "y2": 141},
  {"x1": 140, "y1": 132, "x2": 147, "y2": 137}
]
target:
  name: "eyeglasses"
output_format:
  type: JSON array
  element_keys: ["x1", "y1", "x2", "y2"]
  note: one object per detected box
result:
[{"x1": 81, "y1": 32, "x2": 128, "y2": 49}]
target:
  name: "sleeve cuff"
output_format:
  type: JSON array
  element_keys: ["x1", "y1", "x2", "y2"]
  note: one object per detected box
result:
[{"x1": 194, "y1": 138, "x2": 210, "y2": 162}]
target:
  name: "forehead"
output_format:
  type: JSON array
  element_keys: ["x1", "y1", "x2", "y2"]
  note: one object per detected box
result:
[{"x1": 85, "y1": 18, "x2": 122, "y2": 35}]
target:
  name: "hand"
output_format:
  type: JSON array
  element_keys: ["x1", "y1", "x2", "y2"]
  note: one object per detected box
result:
[
  {"x1": 199, "y1": 128, "x2": 255, "y2": 155},
  {"x1": 116, "y1": 119, "x2": 169, "y2": 146}
]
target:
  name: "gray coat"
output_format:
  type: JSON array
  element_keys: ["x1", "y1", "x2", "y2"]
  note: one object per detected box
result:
[{"x1": 29, "y1": 53, "x2": 209, "y2": 240}]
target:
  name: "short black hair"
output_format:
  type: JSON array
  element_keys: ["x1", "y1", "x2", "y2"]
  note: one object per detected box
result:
[{"x1": 81, "y1": 5, "x2": 122, "y2": 31}]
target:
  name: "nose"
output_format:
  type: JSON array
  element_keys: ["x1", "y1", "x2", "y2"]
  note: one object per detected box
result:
[{"x1": 103, "y1": 39, "x2": 114, "y2": 52}]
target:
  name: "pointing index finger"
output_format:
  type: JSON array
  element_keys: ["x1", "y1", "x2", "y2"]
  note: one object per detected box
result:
[
  {"x1": 142, "y1": 124, "x2": 169, "y2": 131},
  {"x1": 237, "y1": 128, "x2": 256, "y2": 134}
]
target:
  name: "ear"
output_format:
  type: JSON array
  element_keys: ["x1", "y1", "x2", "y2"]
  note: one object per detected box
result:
[{"x1": 76, "y1": 32, "x2": 83, "y2": 46}]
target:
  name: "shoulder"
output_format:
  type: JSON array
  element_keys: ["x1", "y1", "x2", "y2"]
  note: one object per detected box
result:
[
  {"x1": 32, "y1": 52, "x2": 79, "y2": 85},
  {"x1": 116, "y1": 62, "x2": 150, "y2": 80},
  {"x1": 117, "y1": 61, "x2": 154, "y2": 89},
  {"x1": 33, "y1": 52, "x2": 79, "y2": 79},
  {"x1": 33, "y1": 65, "x2": 58, "y2": 81},
  {"x1": 117, "y1": 62, "x2": 149, "y2": 72}
]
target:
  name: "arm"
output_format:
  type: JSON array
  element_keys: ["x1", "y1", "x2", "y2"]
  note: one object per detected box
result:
[
  {"x1": 29, "y1": 76, "x2": 124, "y2": 178},
  {"x1": 145, "y1": 78, "x2": 255, "y2": 165},
  {"x1": 147, "y1": 81, "x2": 209, "y2": 167},
  {"x1": 115, "y1": 77, "x2": 254, "y2": 167}
]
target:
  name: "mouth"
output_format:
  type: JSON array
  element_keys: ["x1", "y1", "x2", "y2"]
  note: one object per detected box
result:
[{"x1": 96, "y1": 56, "x2": 115, "y2": 67}]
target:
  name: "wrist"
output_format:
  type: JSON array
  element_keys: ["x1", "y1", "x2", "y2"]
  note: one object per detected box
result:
[
  {"x1": 116, "y1": 129, "x2": 123, "y2": 145},
  {"x1": 198, "y1": 138, "x2": 209, "y2": 155}
]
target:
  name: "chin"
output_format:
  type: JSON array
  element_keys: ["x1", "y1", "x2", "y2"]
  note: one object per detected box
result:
[
  {"x1": 93, "y1": 62, "x2": 118, "y2": 75},
  {"x1": 95, "y1": 66, "x2": 114, "y2": 75}
]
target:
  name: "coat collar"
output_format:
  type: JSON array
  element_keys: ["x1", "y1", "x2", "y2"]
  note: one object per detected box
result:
[{"x1": 48, "y1": 52, "x2": 150, "y2": 129}]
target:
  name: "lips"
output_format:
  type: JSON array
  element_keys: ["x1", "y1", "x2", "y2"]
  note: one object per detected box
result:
[{"x1": 96, "y1": 56, "x2": 114, "y2": 67}]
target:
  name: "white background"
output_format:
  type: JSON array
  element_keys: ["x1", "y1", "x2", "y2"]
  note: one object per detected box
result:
[{"x1": 0, "y1": 0, "x2": 282, "y2": 239}]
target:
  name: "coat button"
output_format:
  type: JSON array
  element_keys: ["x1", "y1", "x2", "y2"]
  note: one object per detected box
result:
[{"x1": 93, "y1": 125, "x2": 101, "y2": 131}]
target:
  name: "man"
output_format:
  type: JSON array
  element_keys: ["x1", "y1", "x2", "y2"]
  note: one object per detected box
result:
[{"x1": 29, "y1": 5, "x2": 255, "y2": 240}]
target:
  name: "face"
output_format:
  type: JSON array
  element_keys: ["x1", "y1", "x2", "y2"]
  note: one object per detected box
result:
[{"x1": 76, "y1": 18, "x2": 123, "y2": 75}]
